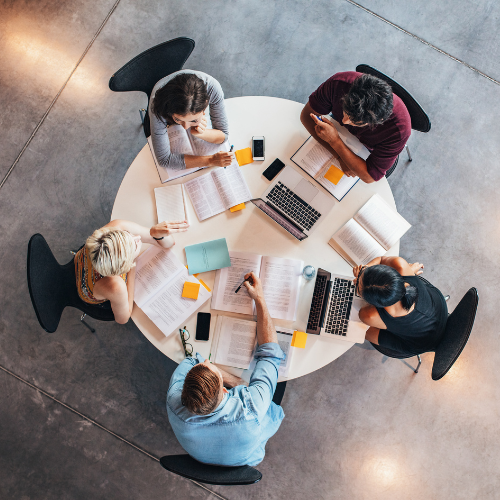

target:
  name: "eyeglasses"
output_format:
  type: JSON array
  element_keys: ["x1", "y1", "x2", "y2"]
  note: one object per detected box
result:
[
  {"x1": 179, "y1": 327, "x2": 193, "y2": 357},
  {"x1": 355, "y1": 266, "x2": 367, "y2": 297}
]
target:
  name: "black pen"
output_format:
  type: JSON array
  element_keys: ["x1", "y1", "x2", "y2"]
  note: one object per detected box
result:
[{"x1": 235, "y1": 277, "x2": 249, "y2": 294}]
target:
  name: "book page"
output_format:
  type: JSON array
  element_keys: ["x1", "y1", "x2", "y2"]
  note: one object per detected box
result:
[
  {"x1": 259, "y1": 256, "x2": 304, "y2": 321},
  {"x1": 212, "y1": 251, "x2": 262, "y2": 315},
  {"x1": 213, "y1": 316, "x2": 257, "y2": 369},
  {"x1": 184, "y1": 172, "x2": 225, "y2": 221},
  {"x1": 134, "y1": 246, "x2": 185, "y2": 308},
  {"x1": 168, "y1": 125, "x2": 195, "y2": 156},
  {"x1": 331, "y1": 218, "x2": 386, "y2": 266},
  {"x1": 154, "y1": 185, "x2": 187, "y2": 223},
  {"x1": 211, "y1": 163, "x2": 253, "y2": 209},
  {"x1": 354, "y1": 194, "x2": 411, "y2": 250},
  {"x1": 314, "y1": 163, "x2": 359, "y2": 201},
  {"x1": 140, "y1": 270, "x2": 211, "y2": 338},
  {"x1": 291, "y1": 136, "x2": 334, "y2": 177},
  {"x1": 191, "y1": 134, "x2": 230, "y2": 156}
]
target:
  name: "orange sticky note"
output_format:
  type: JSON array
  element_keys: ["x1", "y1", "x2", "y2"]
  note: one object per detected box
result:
[
  {"x1": 182, "y1": 282, "x2": 200, "y2": 300},
  {"x1": 291, "y1": 331, "x2": 307, "y2": 349},
  {"x1": 185, "y1": 266, "x2": 211, "y2": 292},
  {"x1": 324, "y1": 165, "x2": 344, "y2": 185},
  {"x1": 230, "y1": 202, "x2": 246, "y2": 212},
  {"x1": 235, "y1": 147, "x2": 253, "y2": 166}
]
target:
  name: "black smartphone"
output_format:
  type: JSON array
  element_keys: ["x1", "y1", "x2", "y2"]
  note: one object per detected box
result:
[
  {"x1": 263, "y1": 158, "x2": 285, "y2": 181},
  {"x1": 195, "y1": 312, "x2": 211, "y2": 341}
]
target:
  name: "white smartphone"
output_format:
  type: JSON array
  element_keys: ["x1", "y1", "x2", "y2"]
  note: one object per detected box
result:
[{"x1": 252, "y1": 136, "x2": 265, "y2": 161}]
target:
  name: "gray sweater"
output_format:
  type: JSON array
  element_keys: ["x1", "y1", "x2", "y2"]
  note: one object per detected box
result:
[{"x1": 149, "y1": 70, "x2": 229, "y2": 171}]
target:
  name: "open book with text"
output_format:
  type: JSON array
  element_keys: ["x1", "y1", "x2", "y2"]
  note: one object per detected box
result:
[
  {"x1": 148, "y1": 124, "x2": 229, "y2": 183},
  {"x1": 212, "y1": 251, "x2": 303, "y2": 321},
  {"x1": 184, "y1": 163, "x2": 252, "y2": 221},
  {"x1": 134, "y1": 246, "x2": 211, "y2": 337},
  {"x1": 329, "y1": 194, "x2": 411, "y2": 266},
  {"x1": 290, "y1": 117, "x2": 370, "y2": 201},
  {"x1": 210, "y1": 315, "x2": 294, "y2": 377}
]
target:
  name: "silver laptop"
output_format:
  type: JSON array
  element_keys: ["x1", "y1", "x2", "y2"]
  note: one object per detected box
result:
[
  {"x1": 306, "y1": 268, "x2": 368, "y2": 344},
  {"x1": 251, "y1": 166, "x2": 335, "y2": 241}
]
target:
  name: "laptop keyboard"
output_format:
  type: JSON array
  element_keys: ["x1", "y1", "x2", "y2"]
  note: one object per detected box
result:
[
  {"x1": 325, "y1": 278, "x2": 355, "y2": 336},
  {"x1": 307, "y1": 274, "x2": 328, "y2": 331},
  {"x1": 266, "y1": 182, "x2": 321, "y2": 231}
]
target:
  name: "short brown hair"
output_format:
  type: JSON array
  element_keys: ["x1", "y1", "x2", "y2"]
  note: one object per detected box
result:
[{"x1": 181, "y1": 364, "x2": 221, "y2": 415}]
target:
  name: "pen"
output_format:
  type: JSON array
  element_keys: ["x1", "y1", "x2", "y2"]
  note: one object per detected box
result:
[
  {"x1": 234, "y1": 277, "x2": 249, "y2": 294},
  {"x1": 209, "y1": 353, "x2": 211, "y2": 361},
  {"x1": 230, "y1": 145, "x2": 234, "y2": 152},
  {"x1": 316, "y1": 115, "x2": 323, "y2": 122}
]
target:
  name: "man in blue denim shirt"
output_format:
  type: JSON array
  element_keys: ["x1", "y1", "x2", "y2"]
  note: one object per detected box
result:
[{"x1": 167, "y1": 272, "x2": 285, "y2": 466}]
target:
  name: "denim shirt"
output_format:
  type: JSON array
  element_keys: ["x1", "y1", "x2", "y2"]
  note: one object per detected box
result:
[{"x1": 167, "y1": 342, "x2": 285, "y2": 466}]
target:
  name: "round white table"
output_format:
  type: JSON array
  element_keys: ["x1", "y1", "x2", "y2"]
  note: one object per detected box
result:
[{"x1": 111, "y1": 96, "x2": 398, "y2": 381}]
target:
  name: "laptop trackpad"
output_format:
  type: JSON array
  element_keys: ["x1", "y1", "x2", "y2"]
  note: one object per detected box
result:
[{"x1": 294, "y1": 179, "x2": 318, "y2": 203}]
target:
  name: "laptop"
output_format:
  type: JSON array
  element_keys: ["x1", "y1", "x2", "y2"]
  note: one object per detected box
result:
[
  {"x1": 306, "y1": 268, "x2": 368, "y2": 343},
  {"x1": 251, "y1": 166, "x2": 335, "y2": 241}
]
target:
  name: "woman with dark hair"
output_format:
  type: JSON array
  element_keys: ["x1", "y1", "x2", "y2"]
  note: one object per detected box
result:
[
  {"x1": 354, "y1": 256, "x2": 448, "y2": 355},
  {"x1": 149, "y1": 70, "x2": 233, "y2": 171}
]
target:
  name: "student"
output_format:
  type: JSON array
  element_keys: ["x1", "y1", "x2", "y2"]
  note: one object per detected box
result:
[
  {"x1": 300, "y1": 71, "x2": 411, "y2": 183},
  {"x1": 149, "y1": 70, "x2": 233, "y2": 170},
  {"x1": 75, "y1": 219, "x2": 188, "y2": 324},
  {"x1": 354, "y1": 257, "x2": 448, "y2": 355},
  {"x1": 167, "y1": 272, "x2": 285, "y2": 466}
]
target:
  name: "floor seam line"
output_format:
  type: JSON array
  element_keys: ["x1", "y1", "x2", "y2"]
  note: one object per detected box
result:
[
  {"x1": 344, "y1": 0, "x2": 500, "y2": 87},
  {"x1": 0, "y1": 364, "x2": 229, "y2": 500},
  {"x1": 0, "y1": 0, "x2": 122, "y2": 192}
]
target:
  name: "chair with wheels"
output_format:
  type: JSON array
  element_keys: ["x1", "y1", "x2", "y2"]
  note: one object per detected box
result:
[
  {"x1": 355, "y1": 64, "x2": 431, "y2": 178},
  {"x1": 109, "y1": 37, "x2": 195, "y2": 137},
  {"x1": 27, "y1": 234, "x2": 114, "y2": 333},
  {"x1": 370, "y1": 287, "x2": 478, "y2": 379}
]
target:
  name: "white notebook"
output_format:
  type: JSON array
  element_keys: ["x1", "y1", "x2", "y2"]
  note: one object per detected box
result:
[
  {"x1": 154, "y1": 184, "x2": 189, "y2": 224},
  {"x1": 212, "y1": 251, "x2": 303, "y2": 321},
  {"x1": 134, "y1": 246, "x2": 211, "y2": 337},
  {"x1": 329, "y1": 194, "x2": 411, "y2": 266},
  {"x1": 184, "y1": 163, "x2": 252, "y2": 221}
]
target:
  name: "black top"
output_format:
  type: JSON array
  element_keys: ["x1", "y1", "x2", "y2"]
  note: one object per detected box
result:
[{"x1": 376, "y1": 276, "x2": 448, "y2": 354}]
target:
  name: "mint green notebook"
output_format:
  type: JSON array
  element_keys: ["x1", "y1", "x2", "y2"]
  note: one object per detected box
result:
[{"x1": 185, "y1": 238, "x2": 231, "y2": 274}]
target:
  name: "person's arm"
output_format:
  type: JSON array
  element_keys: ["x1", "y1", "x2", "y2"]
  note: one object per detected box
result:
[
  {"x1": 309, "y1": 113, "x2": 374, "y2": 183},
  {"x1": 300, "y1": 102, "x2": 354, "y2": 176},
  {"x1": 354, "y1": 256, "x2": 424, "y2": 278},
  {"x1": 217, "y1": 366, "x2": 248, "y2": 388}
]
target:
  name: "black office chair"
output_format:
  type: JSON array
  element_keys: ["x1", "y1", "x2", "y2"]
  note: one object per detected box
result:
[
  {"x1": 109, "y1": 37, "x2": 195, "y2": 137},
  {"x1": 356, "y1": 64, "x2": 431, "y2": 178},
  {"x1": 27, "y1": 234, "x2": 115, "y2": 333},
  {"x1": 370, "y1": 287, "x2": 478, "y2": 379}
]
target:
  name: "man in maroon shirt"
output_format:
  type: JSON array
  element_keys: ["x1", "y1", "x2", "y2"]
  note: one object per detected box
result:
[{"x1": 300, "y1": 71, "x2": 411, "y2": 183}]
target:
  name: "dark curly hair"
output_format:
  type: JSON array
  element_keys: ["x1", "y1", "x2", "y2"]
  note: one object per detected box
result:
[
  {"x1": 152, "y1": 73, "x2": 209, "y2": 126},
  {"x1": 360, "y1": 265, "x2": 418, "y2": 311},
  {"x1": 342, "y1": 74, "x2": 393, "y2": 126}
]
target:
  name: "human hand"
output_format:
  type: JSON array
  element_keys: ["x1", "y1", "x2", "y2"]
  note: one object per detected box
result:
[
  {"x1": 311, "y1": 113, "x2": 340, "y2": 145},
  {"x1": 243, "y1": 272, "x2": 265, "y2": 302},
  {"x1": 190, "y1": 116, "x2": 208, "y2": 137},
  {"x1": 150, "y1": 220, "x2": 189, "y2": 239},
  {"x1": 209, "y1": 151, "x2": 233, "y2": 167},
  {"x1": 410, "y1": 262, "x2": 424, "y2": 275},
  {"x1": 352, "y1": 265, "x2": 365, "y2": 278}
]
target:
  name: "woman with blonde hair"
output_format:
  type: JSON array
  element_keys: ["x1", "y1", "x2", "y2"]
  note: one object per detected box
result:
[{"x1": 75, "y1": 219, "x2": 188, "y2": 324}]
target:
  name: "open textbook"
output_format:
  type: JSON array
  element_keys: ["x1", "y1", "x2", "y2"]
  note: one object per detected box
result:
[
  {"x1": 184, "y1": 163, "x2": 252, "y2": 221},
  {"x1": 154, "y1": 184, "x2": 189, "y2": 224},
  {"x1": 290, "y1": 117, "x2": 370, "y2": 202},
  {"x1": 329, "y1": 194, "x2": 411, "y2": 266},
  {"x1": 212, "y1": 251, "x2": 303, "y2": 321},
  {"x1": 134, "y1": 246, "x2": 211, "y2": 337},
  {"x1": 210, "y1": 315, "x2": 294, "y2": 377},
  {"x1": 148, "y1": 125, "x2": 230, "y2": 183}
]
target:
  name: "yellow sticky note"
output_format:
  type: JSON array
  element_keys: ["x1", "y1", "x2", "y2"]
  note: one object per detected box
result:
[
  {"x1": 235, "y1": 147, "x2": 253, "y2": 166},
  {"x1": 185, "y1": 266, "x2": 212, "y2": 292},
  {"x1": 324, "y1": 165, "x2": 344, "y2": 185},
  {"x1": 230, "y1": 202, "x2": 246, "y2": 212},
  {"x1": 291, "y1": 331, "x2": 308, "y2": 349},
  {"x1": 182, "y1": 282, "x2": 200, "y2": 300}
]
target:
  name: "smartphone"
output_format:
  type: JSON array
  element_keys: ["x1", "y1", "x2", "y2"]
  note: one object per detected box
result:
[
  {"x1": 195, "y1": 312, "x2": 211, "y2": 342},
  {"x1": 263, "y1": 158, "x2": 285, "y2": 181},
  {"x1": 252, "y1": 136, "x2": 265, "y2": 161}
]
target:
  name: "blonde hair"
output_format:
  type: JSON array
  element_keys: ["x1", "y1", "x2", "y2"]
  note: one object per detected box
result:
[{"x1": 86, "y1": 227, "x2": 136, "y2": 277}]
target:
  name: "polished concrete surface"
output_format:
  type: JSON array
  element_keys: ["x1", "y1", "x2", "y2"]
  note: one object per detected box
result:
[{"x1": 1, "y1": 1, "x2": 499, "y2": 499}]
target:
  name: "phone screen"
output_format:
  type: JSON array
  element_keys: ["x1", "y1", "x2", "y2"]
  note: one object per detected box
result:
[
  {"x1": 253, "y1": 139, "x2": 264, "y2": 158},
  {"x1": 195, "y1": 312, "x2": 211, "y2": 341}
]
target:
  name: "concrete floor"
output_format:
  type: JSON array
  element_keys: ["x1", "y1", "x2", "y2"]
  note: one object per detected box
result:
[{"x1": 1, "y1": 0, "x2": 499, "y2": 499}]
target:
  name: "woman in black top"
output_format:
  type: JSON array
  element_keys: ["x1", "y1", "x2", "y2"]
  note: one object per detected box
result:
[{"x1": 354, "y1": 257, "x2": 448, "y2": 355}]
